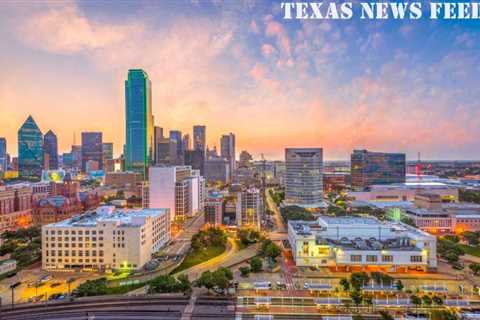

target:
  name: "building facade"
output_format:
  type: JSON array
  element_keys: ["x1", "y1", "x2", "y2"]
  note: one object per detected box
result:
[
  {"x1": 0, "y1": 185, "x2": 33, "y2": 233},
  {"x1": 220, "y1": 133, "x2": 235, "y2": 180},
  {"x1": 0, "y1": 137, "x2": 7, "y2": 172},
  {"x1": 204, "y1": 158, "x2": 230, "y2": 184},
  {"x1": 193, "y1": 125, "x2": 206, "y2": 153},
  {"x1": 44, "y1": 130, "x2": 59, "y2": 170},
  {"x1": 236, "y1": 188, "x2": 262, "y2": 229},
  {"x1": 81, "y1": 132, "x2": 103, "y2": 172},
  {"x1": 285, "y1": 148, "x2": 323, "y2": 207},
  {"x1": 125, "y1": 69, "x2": 154, "y2": 177},
  {"x1": 288, "y1": 216, "x2": 437, "y2": 272},
  {"x1": 351, "y1": 150, "x2": 406, "y2": 189},
  {"x1": 205, "y1": 193, "x2": 224, "y2": 226},
  {"x1": 42, "y1": 206, "x2": 171, "y2": 271},
  {"x1": 18, "y1": 116, "x2": 44, "y2": 177}
]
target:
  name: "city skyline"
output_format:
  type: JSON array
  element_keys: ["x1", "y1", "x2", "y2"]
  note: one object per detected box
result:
[{"x1": 0, "y1": 1, "x2": 479, "y2": 160}]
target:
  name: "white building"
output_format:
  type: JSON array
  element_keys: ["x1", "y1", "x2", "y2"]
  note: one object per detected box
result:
[
  {"x1": 348, "y1": 183, "x2": 458, "y2": 202},
  {"x1": 236, "y1": 188, "x2": 263, "y2": 229},
  {"x1": 0, "y1": 259, "x2": 17, "y2": 275},
  {"x1": 285, "y1": 148, "x2": 323, "y2": 208},
  {"x1": 42, "y1": 206, "x2": 170, "y2": 271},
  {"x1": 148, "y1": 166, "x2": 205, "y2": 221},
  {"x1": 288, "y1": 216, "x2": 437, "y2": 272}
]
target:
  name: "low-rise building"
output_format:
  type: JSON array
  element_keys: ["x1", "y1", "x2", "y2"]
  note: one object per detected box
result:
[
  {"x1": 42, "y1": 206, "x2": 170, "y2": 272},
  {"x1": 288, "y1": 215, "x2": 437, "y2": 272},
  {"x1": 0, "y1": 259, "x2": 16, "y2": 275},
  {"x1": 205, "y1": 193, "x2": 224, "y2": 226}
]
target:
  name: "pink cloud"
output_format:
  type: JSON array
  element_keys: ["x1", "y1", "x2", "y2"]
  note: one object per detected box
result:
[{"x1": 261, "y1": 43, "x2": 276, "y2": 57}]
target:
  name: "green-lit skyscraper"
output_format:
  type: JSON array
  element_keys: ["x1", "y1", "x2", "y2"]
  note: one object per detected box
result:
[
  {"x1": 18, "y1": 115, "x2": 44, "y2": 177},
  {"x1": 125, "y1": 69, "x2": 153, "y2": 177}
]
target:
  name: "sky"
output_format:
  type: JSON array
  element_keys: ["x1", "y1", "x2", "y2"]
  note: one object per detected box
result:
[{"x1": 0, "y1": 0, "x2": 479, "y2": 161}]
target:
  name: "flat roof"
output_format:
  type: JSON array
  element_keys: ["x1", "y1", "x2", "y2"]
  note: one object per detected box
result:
[{"x1": 44, "y1": 206, "x2": 168, "y2": 228}]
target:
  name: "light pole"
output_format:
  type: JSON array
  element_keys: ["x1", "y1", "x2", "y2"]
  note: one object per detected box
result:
[
  {"x1": 67, "y1": 277, "x2": 76, "y2": 296},
  {"x1": 10, "y1": 281, "x2": 21, "y2": 309}
]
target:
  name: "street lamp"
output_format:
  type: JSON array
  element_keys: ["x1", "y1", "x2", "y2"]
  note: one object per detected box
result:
[
  {"x1": 10, "y1": 281, "x2": 21, "y2": 309},
  {"x1": 67, "y1": 277, "x2": 76, "y2": 296}
]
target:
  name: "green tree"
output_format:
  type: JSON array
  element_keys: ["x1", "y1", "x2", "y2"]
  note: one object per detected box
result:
[
  {"x1": 350, "y1": 290, "x2": 363, "y2": 310},
  {"x1": 350, "y1": 272, "x2": 370, "y2": 290},
  {"x1": 469, "y1": 263, "x2": 480, "y2": 276},
  {"x1": 395, "y1": 280, "x2": 404, "y2": 291},
  {"x1": 195, "y1": 271, "x2": 215, "y2": 293},
  {"x1": 432, "y1": 295, "x2": 444, "y2": 306},
  {"x1": 379, "y1": 311, "x2": 394, "y2": 320},
  {"x1": 239, "y1": 266, "x2": 250, "y2": 277},
  {"x1": 73, "y1": 278, "x2": 108, "y2": 297},
  {"x1": 444, "y1": 235, "x2": 460, "y2": 243},
  {"x1": 422, "y1": 295, "x2": 432, "y2": 306},
  {"x1": 462, "y1": 231, "x2": 479, "y2": 246},
  {"x1": 410, "y1": 295, "x2": 422, "y2": 313},
  {"x1": 339, "y1": 278, "x2": 350, "y2": 291},
  {"x1": 250, "y1": 257, "x2": 263, "y2": 272}
]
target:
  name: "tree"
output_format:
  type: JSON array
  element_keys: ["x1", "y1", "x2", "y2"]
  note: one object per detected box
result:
[
  {"x1": 422, "y1": 295, "x2": 432, "y2": 306},
  {"x1": 148, "y1": 274, "x2": 190, "y2": 294},
  {"x1": 350, "y1": 290, "x2": 363, "y2": 310},
  {"x1": 444, "y1": 235, "x2": 460, "y2": 243},
  {"x1": 462, "y1": 231, "x2": 479, "y2": 246},
  {"x1": 239, "y1": 266, "x2": 250, "y2": 277},
  {"x1": 432, "y1": 295, "x2": 444, "y2": 306},
  {"x1": 177, "y1": 274, "x2": 191, "y2": 293},
  {"x1": 395, "y1": 280, "x2": 404, "y2": 291},
  {"x1": 350, "y1": 272, "x2": 370, "y2": 290},
  {"x1": 469, "y1": 263, "x2": 480, "y2": 276},
  {"x1": 430, "y1": 310, "x2": 458, "y2": 320},
  {"x1": 262, "y1": 240, "x2": 282, "y2": 261},
  {"x1": 250, "y1": 257, "x2": 263, "y2": 272},
  {"x1": 212, "y1": 268, "x2": 233, "y2": 294},
  {"x1": 410, "y1": 295, "x2": 422, "y2": 313},
  {"x1": 339, "y1": 278, "x2": 350, "y2": 291},
  {"x1": 195, "y1": 271, "x2": 215, "y2": 293},
  {"x1": 73, "y1": 278, "x2": 108, "y2": 297},
  {"x1": 379, "y1": 311, "x2": 394, "y2": 320}
]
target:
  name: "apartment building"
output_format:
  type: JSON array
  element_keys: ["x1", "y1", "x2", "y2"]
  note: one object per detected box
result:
[{"x1": 42, "y1": 206, "x2": 170, "y2": 271}]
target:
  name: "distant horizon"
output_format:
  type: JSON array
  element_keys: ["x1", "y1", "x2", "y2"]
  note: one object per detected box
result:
[{"x1": 1, "y1": 1, "x2": 479, "y2": 161}]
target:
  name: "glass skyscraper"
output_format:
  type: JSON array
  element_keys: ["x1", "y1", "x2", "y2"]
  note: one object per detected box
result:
[
  {"x1": 125, "y1": 69, "x2": 153, "y2": 177},
  {"x1": 0, "y1": 137, "x2": 7, "y2": 172},
  {"x1": 351, "y1": 149, "x2": 406, "y2": 189},
  {"x1": 169, "y1": 130, "x2": 183, "y2": 163},
  {"x1": 18, "y1": 115, "x2": 44, "y2": 177},
  {"x1": 44, "y1": 130, "x2": 59, "y2": 170}
]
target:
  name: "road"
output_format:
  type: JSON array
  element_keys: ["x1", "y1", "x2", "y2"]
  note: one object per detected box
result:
[{"x1": 265, "y1": 188, "x2": 286, "y2": 233}]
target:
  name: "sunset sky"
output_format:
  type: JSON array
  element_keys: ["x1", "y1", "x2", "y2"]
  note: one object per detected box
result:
[{"x1": 0, "y1": 0, "x2": 479, "y2": 160}]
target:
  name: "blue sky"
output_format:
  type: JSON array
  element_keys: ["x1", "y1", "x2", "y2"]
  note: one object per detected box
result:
[{"x1": 0, "y1": 0, "x2": 479, "y2": 160}]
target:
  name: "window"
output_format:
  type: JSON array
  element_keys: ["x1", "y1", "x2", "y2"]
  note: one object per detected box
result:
[
  {"x1": 410, "y1": 255, "x2": 423, "y2": 263},
  {"x1": 382, "y1": 255, "x2": 393, "y2": 262},
  {"x1": 350, "y1": 255, "x2": 362, "y2": 262},
  {"x1": 366, "y1": 255, "x2": 377, "y2": 262}
]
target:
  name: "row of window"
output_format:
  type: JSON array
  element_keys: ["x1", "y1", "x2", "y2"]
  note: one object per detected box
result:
[
  {"x1": 46, "y1": 230, "x2": 103, "y2": 235},
  {"x1": 47, "y1": 236, "x2": 104, "y2": 242},
  {"x1": 349, "y1": 254, "x2": 422, "y2": 263},
  {"x1": 45, "y1": 242, "x2": 103, "y2": 248},
  {"x1": 46, "y1": 250, "x2": 104, "y2": 257}
]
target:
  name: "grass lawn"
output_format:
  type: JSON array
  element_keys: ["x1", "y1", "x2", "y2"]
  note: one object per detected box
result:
[
  {"x1": 459, "y1": 244, "x2": 480, "y2": 257},
  {"x1": 171, "y1": 245, "x2": 226, "y2": 274}
]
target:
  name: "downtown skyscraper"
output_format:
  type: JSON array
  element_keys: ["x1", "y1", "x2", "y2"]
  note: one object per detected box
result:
[
  {"x1": 81, "y1": 132, "x2": 103, "y2": 172},
  {"x1": 18, "y1": 115, "x2": 44, "y2": 177},
  {"x1": 43, "y1": 130, "x2": 59, "y2": 170},
  {"x1": 193, "y1": 125, "x2": 206, "y2": 154},
  {"x1": 220, "y1": 133, "x2": 236, "y2": 180},
  {"x1": 0, "y1": 137, "x2": 7, "y2": 172},
  {"x1": 125, "y1": 69, "x2": 153, "y2": 177}
]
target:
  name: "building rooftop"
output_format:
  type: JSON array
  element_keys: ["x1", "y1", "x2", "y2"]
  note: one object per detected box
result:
[{"x1": 45, "y1": 206, "x2": 168, "y2": 228}]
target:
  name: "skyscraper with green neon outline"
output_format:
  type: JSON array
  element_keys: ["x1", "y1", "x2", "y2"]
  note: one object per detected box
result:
[{"x1": 125, "y1": 69, "x2": 153, "y2": 178}]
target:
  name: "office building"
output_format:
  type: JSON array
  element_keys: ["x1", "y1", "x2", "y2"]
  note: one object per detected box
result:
[
  {"x1": 42, "y1": 206, "x2": 171, "y2": 271},
  {"x1": 220, "y1": 133, "x2": 235, "y2": 180},
  {"x1": 183, "y1": 134, "x2": 191, "y2": 152},
  {"x1": 43, "y1": 130, "x2": 59, "y2": 170},
  {"x1": 185, "y1": 149, "x2": 205, "y2": 175},
  {"x1": 18, "y1": 115, "x2": 44, "y2": 177},
  {"x1": 351, "y1": 150, "x2": 406, "y2": 189},
  {"x1": 236, "y1": 188, "x2": 262, "y2": 229},
  {"x1": 0, "y1": 185, "x2": 33, "y2": 233},
  {"x1": 102, "y1": 143, "x2": 113, "y2": 170},
  {"x1": 148, "y1": 166, "x2": 204, "y2": 221},
  {"x1": 169, "y1": 130, "x2": 183, "y2": 164},
  {"x1": 204, "y1": 158, "x2": 230, "y2": 184},
  {"x1": 81, "y1": 132, "x2": 103, "y2": 172},
  {"x1": 205, "y1": 193, "x2": 224, "y2": 226},
  {"x1": 193, "y1": 125, "x2": 206, "y2": 153},
  {"x1": 125, "y1": 69, "x2": 154, "y2": 177},
  {"x1": 71, "y1": 145, "x2": 82, "y2": 170},
  {"x1": 285, "y1": 148, "x2": 323, "y2": 207},
  {"x1": 155, "y1": 138, "x2": 177, "y2": 165},
  {"x1": 153, "y1": 126, "x2": 164, "y2": 165},
  {"x1": 0, "y1": 138, "x2": 6, "y2": 172},
  {"x1": 288, "y1": 215, "x2": 437, "y2": 272}
]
